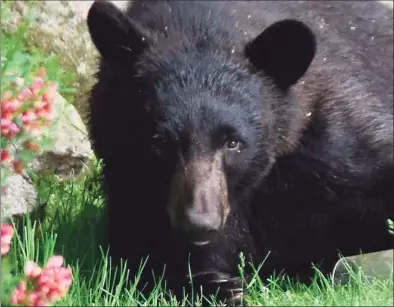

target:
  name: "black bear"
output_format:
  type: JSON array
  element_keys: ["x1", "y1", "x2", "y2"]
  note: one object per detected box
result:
[{"x1": 87, "y1": 0, "x2": 393, "y2": 304}]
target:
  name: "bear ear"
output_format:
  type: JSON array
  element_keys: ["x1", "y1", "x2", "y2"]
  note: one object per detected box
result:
[
  {"x1": 87, "y1": 0, "x2": 147, "y2": 61},
  {"x1": 244, "y1": 19, "x2": 316, "y2": 89}
]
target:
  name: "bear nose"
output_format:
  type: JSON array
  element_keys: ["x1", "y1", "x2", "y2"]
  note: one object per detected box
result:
[{"x1": 184, "y1": 209, "x2": 221, "y2": 245}]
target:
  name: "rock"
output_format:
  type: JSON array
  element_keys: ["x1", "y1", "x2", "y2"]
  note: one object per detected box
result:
[
  {"x1": 380, "y1": 1, "x2": 393, "y2": 9},
  {"x1": 0, "y1": 173, "x2": 38, "y2": 223},
  {"x1": 0, "y1": 93, "x2": 93, "y2": 221},
  {"x1": 30, "y1": 94, "x2": 94, "y2": 180},
  {"x1": 332, "y1": 249, "x2": 394, "y2": 285},
  {"x1": 0, "y1": 93, "x2": 93, "y2": 222}
]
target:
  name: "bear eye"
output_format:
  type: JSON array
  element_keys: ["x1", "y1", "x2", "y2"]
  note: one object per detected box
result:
[{"x1": 224, "y1": 138, "x2": 241, "y2": 151}]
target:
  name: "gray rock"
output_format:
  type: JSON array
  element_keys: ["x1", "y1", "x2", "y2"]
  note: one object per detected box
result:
[
  {"x1": 380, "y1": 1, "x2": 393, "y2": 8},
  {"x1": 332, "y1": 249, "x2": 394, "y2": 285},
  {"x1": 0, "y1": 173, "x2": 37, "y2": 223},
  {"x1": 29, "y1": 94, "x2": 94, "y2": 180},
  {"x1": 0, "y1": 94, "x2": 93, "y2": 221}
]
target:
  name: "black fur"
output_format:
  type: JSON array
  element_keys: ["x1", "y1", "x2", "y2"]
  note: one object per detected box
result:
[{"x1": 87, "y1": 1, "x2": 393, "y2": 303}]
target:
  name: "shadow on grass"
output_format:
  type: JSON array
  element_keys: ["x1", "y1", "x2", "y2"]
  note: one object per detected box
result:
[
  {"x1": 13, "y1": 160, "x2": 110, "y2": 278},
  {"x1": 10, "y1": 161, "x2": 197, "y2": 305}
]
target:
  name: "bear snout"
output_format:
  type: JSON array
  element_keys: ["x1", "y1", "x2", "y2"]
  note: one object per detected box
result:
[{"x1": 168, "y1": 152, "x2": 230, "y2": 245}]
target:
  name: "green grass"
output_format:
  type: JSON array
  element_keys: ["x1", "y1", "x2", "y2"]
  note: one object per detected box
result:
[
  {"x1": 6, "y1": 161, "x2": 393, "y2": 306},
  {"x1": 1, "y1": 1, "x2": 393, "y2": 306}
]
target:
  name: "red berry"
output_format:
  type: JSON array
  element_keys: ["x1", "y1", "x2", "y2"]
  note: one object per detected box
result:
[
  {"x1": 12, "y1": 160, "x2": 24, "y2": 174},
  {"x1": 1, "y1": 149, "x2": 12, "y2": 162}
]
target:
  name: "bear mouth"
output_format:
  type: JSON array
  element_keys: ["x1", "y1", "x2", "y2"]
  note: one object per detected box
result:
[{"x1": 192, "y1": 241, "x2": 211, "y2": 246}]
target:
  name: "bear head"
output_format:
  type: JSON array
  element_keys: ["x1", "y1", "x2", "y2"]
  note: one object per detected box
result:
[{"x1": 87, "y1": 1, "x2": 316, "y2": 245}]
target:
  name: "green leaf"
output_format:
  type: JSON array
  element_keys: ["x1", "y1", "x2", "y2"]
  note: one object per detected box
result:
[
  {"x1": 1, "y1": 274, "x2": 24, "y2": 306},
  {"x1": 1, "y1": 256, "x2": 24, "y2": 306},
  {"x1": 19, "y1": 149, "x2": 37, "y2": 163},
  {"x1": 40, "y1": 135, "x2": 54, "y2": 152}
]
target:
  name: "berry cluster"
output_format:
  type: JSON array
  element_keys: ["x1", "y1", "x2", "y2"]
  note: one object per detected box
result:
[
  {"x1": 1, "y1": 67, "x2": 58, "y2": 176},
  {"x1": 1, "y1": 224, "x2": 73, "y2": 306}
]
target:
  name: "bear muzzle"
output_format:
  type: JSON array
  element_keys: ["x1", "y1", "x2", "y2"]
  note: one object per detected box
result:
[
  {"x1": 168, "y1": 152, "x2": 230, "y2": 245},
  {"x1": 181, "y1": 196, "x2": 223, "y2": 245}
]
